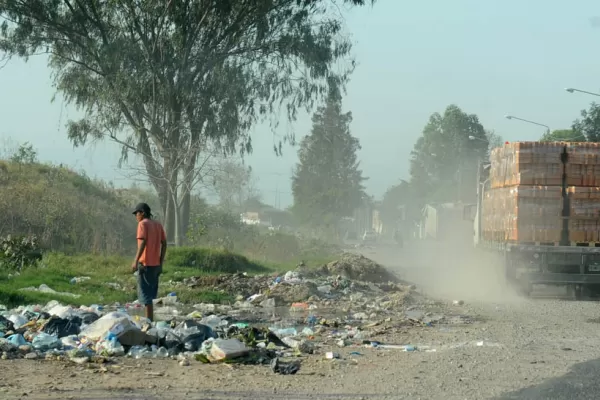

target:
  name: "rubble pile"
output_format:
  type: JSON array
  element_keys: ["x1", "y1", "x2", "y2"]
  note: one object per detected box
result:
[
  {"x1": 322, "y1": 253, "x2": 399, "y2": 283},
  {"x1": 177, "y1": 253, "x2": 410, "y2": 306},
  {"x1": 0, "y1": 253, "x2": 449, "y2": 371}
]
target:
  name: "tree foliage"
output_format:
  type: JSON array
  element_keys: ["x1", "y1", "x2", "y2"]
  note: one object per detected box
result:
[
  {"x1": 291, "y1": 91, "x2": 366, "y2": 228},
  {"x1": 0, "y1": 0, "x2": 373, "y2": 243},
  {"x1": 409, "y1": 105, "x2": 488, "y2": 204},
  {"x1": 211, "y1": 158, "x2": 260, "y2": 212},
  {"x1": 572, "y1": 103, "x2": 600, "y2": 142},
  {"x1": 540, "y1": 129, "x2": 586, "y2": 142},
  {"x1": 10, "y1": 142, "x2": 38, "y2": 164},
  {"x1": 485, "y1": 130, "x2": 504, "y2": 151},
  {"x1": 380, "y1": 180, "x2": 416, "y2": 226}
]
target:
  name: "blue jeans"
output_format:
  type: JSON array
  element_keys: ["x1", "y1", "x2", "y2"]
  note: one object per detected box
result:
[{"x1": 137, "y1": 264, "x2": 162, "y2": 305}]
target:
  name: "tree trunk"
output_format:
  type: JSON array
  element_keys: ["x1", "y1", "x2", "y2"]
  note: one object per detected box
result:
[
  {"x1": 180, "y1": 191, "x2": 191, "y2": 244},
  {"x1": 172, "y1": 194, "x2": 182, "y2": 247},
  {"x1": 164, "y1": 194, "x2": 175, "y2": 243}
]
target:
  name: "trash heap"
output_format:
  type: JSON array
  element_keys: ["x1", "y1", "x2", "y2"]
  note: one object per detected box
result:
[
  {"x1": 0, "y1": 253, "x2": 428, "y2": 373},
  {"x1": 176, "y1": 252, "x2": 412, "y2": 306}
]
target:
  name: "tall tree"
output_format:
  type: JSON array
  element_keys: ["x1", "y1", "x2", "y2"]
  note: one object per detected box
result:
[
  {"x1": 212, "y1": 159, "x2": 260, "y2": 213},
  {"x1": 572, "y1": 103, "x2": 600, "y2": 142},
  {"x1": 540, "y1": 129, "x2": 586, "y2": 142},
  {"x1": 291, "y1": 91, "x2": 366, "y2": 229},
  {"x1": 380, "y1": 179, "x2": 418, "y2": 229},
  {"x1": 485, "y1": 130, "x2": 505, "y2": 151},
  {"x1": 0, "y1": 0, "x2": 374, "y2": 244},
  {"x1": 409, "y1": 105, "x2": 488, "y2": 204}
]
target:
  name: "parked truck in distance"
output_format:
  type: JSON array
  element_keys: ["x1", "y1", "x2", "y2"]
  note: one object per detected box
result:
[{"x1": 463, "y1": 141, "x2": 600, "y2": 299}]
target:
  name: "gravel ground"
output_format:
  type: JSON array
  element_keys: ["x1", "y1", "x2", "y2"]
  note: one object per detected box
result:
[{"x1": 2, "y1": 241, "x2": 600, "y2": 400}]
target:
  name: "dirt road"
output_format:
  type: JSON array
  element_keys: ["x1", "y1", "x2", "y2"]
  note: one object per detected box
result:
[{"x1": 3, "y1": 241, "x2": 600, "y2": 400}]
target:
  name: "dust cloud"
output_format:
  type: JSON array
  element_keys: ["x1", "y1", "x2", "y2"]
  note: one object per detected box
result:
[{"x1": 363, "y1": 239, "x2": 525, "y2": 304}]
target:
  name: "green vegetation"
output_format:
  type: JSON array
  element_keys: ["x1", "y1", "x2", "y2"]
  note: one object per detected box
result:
[
  {"x1": 291, "y1": 90, "x2": 367, "y2": 233},
  {"x1": 0, "y1": 160, "x2": 135, "y2": 254},
  {"x1": 540, "y1": 129, "x2": 586, "y2": 142},
  {"x1": 0, "y1": 247, "x2": 336, "y2": 309},
  {"x1": 0, "y1": 153, "x2": 339, "y2": 309},
  {"x1": 0, "y1": 0, "x2": 374, "y2": 244}
]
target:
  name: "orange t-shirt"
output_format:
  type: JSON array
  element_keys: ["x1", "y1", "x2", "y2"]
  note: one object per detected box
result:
[{"x1": 137, "y1": 219, "x2": 166, "y2": 266}]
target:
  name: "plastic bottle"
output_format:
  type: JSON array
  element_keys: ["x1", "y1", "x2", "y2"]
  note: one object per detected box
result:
[
  {"x1": 128, "y1": 345, "x2": 146, "y2": 359},
  {"x1": 165, "y1": 292, "x2": 177, "y2": 304},
  {"x1": 271, "y1": 327, "x2": 297, "y2": 337},
  {"x1": 200, "y1": 315, "x2": 223, "y2": 329},
  {"x1": 155, "y1": 347, "x2": 169, "y2": 358}
]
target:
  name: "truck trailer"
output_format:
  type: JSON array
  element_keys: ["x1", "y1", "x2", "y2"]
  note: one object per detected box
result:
[{"x1": 464, "y1": 141, "x2": 600, "y2": 298}]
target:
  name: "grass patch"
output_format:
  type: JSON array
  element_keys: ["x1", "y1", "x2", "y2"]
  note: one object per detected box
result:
[
  {"x1": 166, "y1": 247, "x2": 270, "y2": 274},
  {"x1": 0, "y1": 247, "x2": 338, "y2": 308}
]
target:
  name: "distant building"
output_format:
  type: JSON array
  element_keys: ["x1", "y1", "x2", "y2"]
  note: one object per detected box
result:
[{"x1": 240, "y1": 211, "x2": 261, "y2": 225}]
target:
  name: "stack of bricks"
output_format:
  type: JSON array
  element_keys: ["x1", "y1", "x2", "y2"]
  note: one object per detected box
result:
[
  {"x1": 566, "y1": 143, "x2": 600, "y2": 243},
  {"x1": 484, "y1": 142, "x2": 565, "y2": 243}
]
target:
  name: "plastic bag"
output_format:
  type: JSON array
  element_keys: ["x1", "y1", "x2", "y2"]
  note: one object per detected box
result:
[
  {"x1": 80, "y1": 312, "x2": 99, "y2": 325},
  {"x1": 0, "y1": 315, "x2": 14, "y2": 332},
  {"x1": 47, "y1": 305, "x2": 75, "y2": 319},
  {"x1": 183, "y1": 330, "x2": 214, "y2": 352},
  {"x1": 170, "y1": 320, "x2": 215, "y2": 352},
  {"x1": 7, "y1": 334, "x2": 27, "y2": 346},
  {"x1": 32, "y1": 333, "x2": 61, "y2": 351},
  {"x1": 42, "y1": 316, "x2": 80, "y2": 338},
  {"x1": 7, "y1": 314, "x2": 27, "y2": 329},
  {"x1": 163, "y1": 330, "x2": 184, "y2": 352},
  {"x1": 79, "y1": 312, "x2": 133, "y2": 341},
  {"x1": 96, "y1": 338, "x2": 125, "y2": 356}
]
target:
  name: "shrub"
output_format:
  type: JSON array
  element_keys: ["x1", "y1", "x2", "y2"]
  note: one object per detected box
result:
[
  {"x1": 0, "y1": 161, "x2": 136, "y2": 254},
  {"x1": 0, "y1": 234, "x2": 42, "y2": 271},
  {"x1": 165, "y1": 247, "x2": 268, "y2": 274}
]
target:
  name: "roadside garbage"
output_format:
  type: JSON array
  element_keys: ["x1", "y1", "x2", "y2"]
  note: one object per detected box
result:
[
  {"x1": 271, "y1": 357, "x2": 301, "y2": 375},
  {"x1": 8, "y1": 314, "x2": 28, "y2": 329},
  {"x1": 0, "y1": 315, "x2": 15, "y2": 332},
  {"x1": 70, "y1": 276, "x2": 91, "y2": 284},
  {"x1": 7, "y1": 334, "x2": 27, "y2": 346},
  {"x1": 210, "y1": 339, "x2": 249, "y2": 361},
  {"x1": 32, "y1": 333, "x2": 61, "y2": 351},
  {"x1": 0, "y1": 252, "x2": 475, "y2": 377},
  {"x1": 42, "y1": 316, "x2": 80, "y2": 338}
]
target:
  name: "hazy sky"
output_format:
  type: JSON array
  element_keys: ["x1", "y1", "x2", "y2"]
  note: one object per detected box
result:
[{"x1": 1, "y1": 0, "x2": 599, "y2": 208}]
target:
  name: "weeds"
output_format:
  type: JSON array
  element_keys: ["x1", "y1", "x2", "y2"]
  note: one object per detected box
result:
[{"x1": 0, "y1": 247, "x2": 336, "y2": 308}]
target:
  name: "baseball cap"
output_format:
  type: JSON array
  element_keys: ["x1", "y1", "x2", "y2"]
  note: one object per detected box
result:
[{"x1": 132, "y1": 202, "x2": 151, "y2": 215}]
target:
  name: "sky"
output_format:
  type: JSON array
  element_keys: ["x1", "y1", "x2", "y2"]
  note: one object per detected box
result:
[{"x1": 1, "y1": 0, "x2": 600, "y2": 209}]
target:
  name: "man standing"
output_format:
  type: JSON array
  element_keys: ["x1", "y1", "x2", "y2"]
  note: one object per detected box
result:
[{"x1": 131, "y1": 202, "x2": 167, "y2": 322}]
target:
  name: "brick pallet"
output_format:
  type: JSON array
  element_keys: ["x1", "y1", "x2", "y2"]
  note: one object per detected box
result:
[{"x1": 483, "y1": 142, "x2": 600, "y2": 245}]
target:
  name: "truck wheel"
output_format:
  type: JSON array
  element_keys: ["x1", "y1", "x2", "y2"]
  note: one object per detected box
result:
[
  {"x1": 516, "y1": 282, "x2": 532, "y2": 298},
  {"x1": 575, "y1": 284, "x2": 586, "y2": 300},
  {"x1": 504, "y1": 260, "x2": 517, "y2": 285},
  {"x1": 566, "y1": 285, "x2": 585, "y2": 300}
]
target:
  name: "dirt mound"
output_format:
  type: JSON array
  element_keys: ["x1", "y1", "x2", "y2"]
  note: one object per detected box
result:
[
  {"x1": 183, "y1": 273, "x2": 273, "y2": 299},
  {"x1": 269, "y1": 281, "x2": 319, "y2": 303},
  {"x1": 179, "y1": 254, "x2": 402, "y2": 304},
  {"x1": 322, "y1": 253, "x2": 398, "y2": 283}
]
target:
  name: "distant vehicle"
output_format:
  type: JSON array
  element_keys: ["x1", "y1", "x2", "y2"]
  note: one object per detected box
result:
[{"x1": 362, "y1": 230, "x2": 378, "y2": 243}]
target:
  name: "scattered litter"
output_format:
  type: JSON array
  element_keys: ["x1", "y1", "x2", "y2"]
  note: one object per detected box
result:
[
  {"x1": 0, "y1": 252, "x2": 485, "y2": 376},
  {"x1": 271, "y1": 357, "x2": 301, "y2": 375},
  {"x1": 19, "y1": 284, "x2": 80, "y2": 298},
  {"x1": 70, "y1": 276, "x2": 91, "y2": 284}
]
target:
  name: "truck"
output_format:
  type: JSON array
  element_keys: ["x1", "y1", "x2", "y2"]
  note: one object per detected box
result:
[{"x1": 463, "y1": 142, "x2": 600, "y2": 299}]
